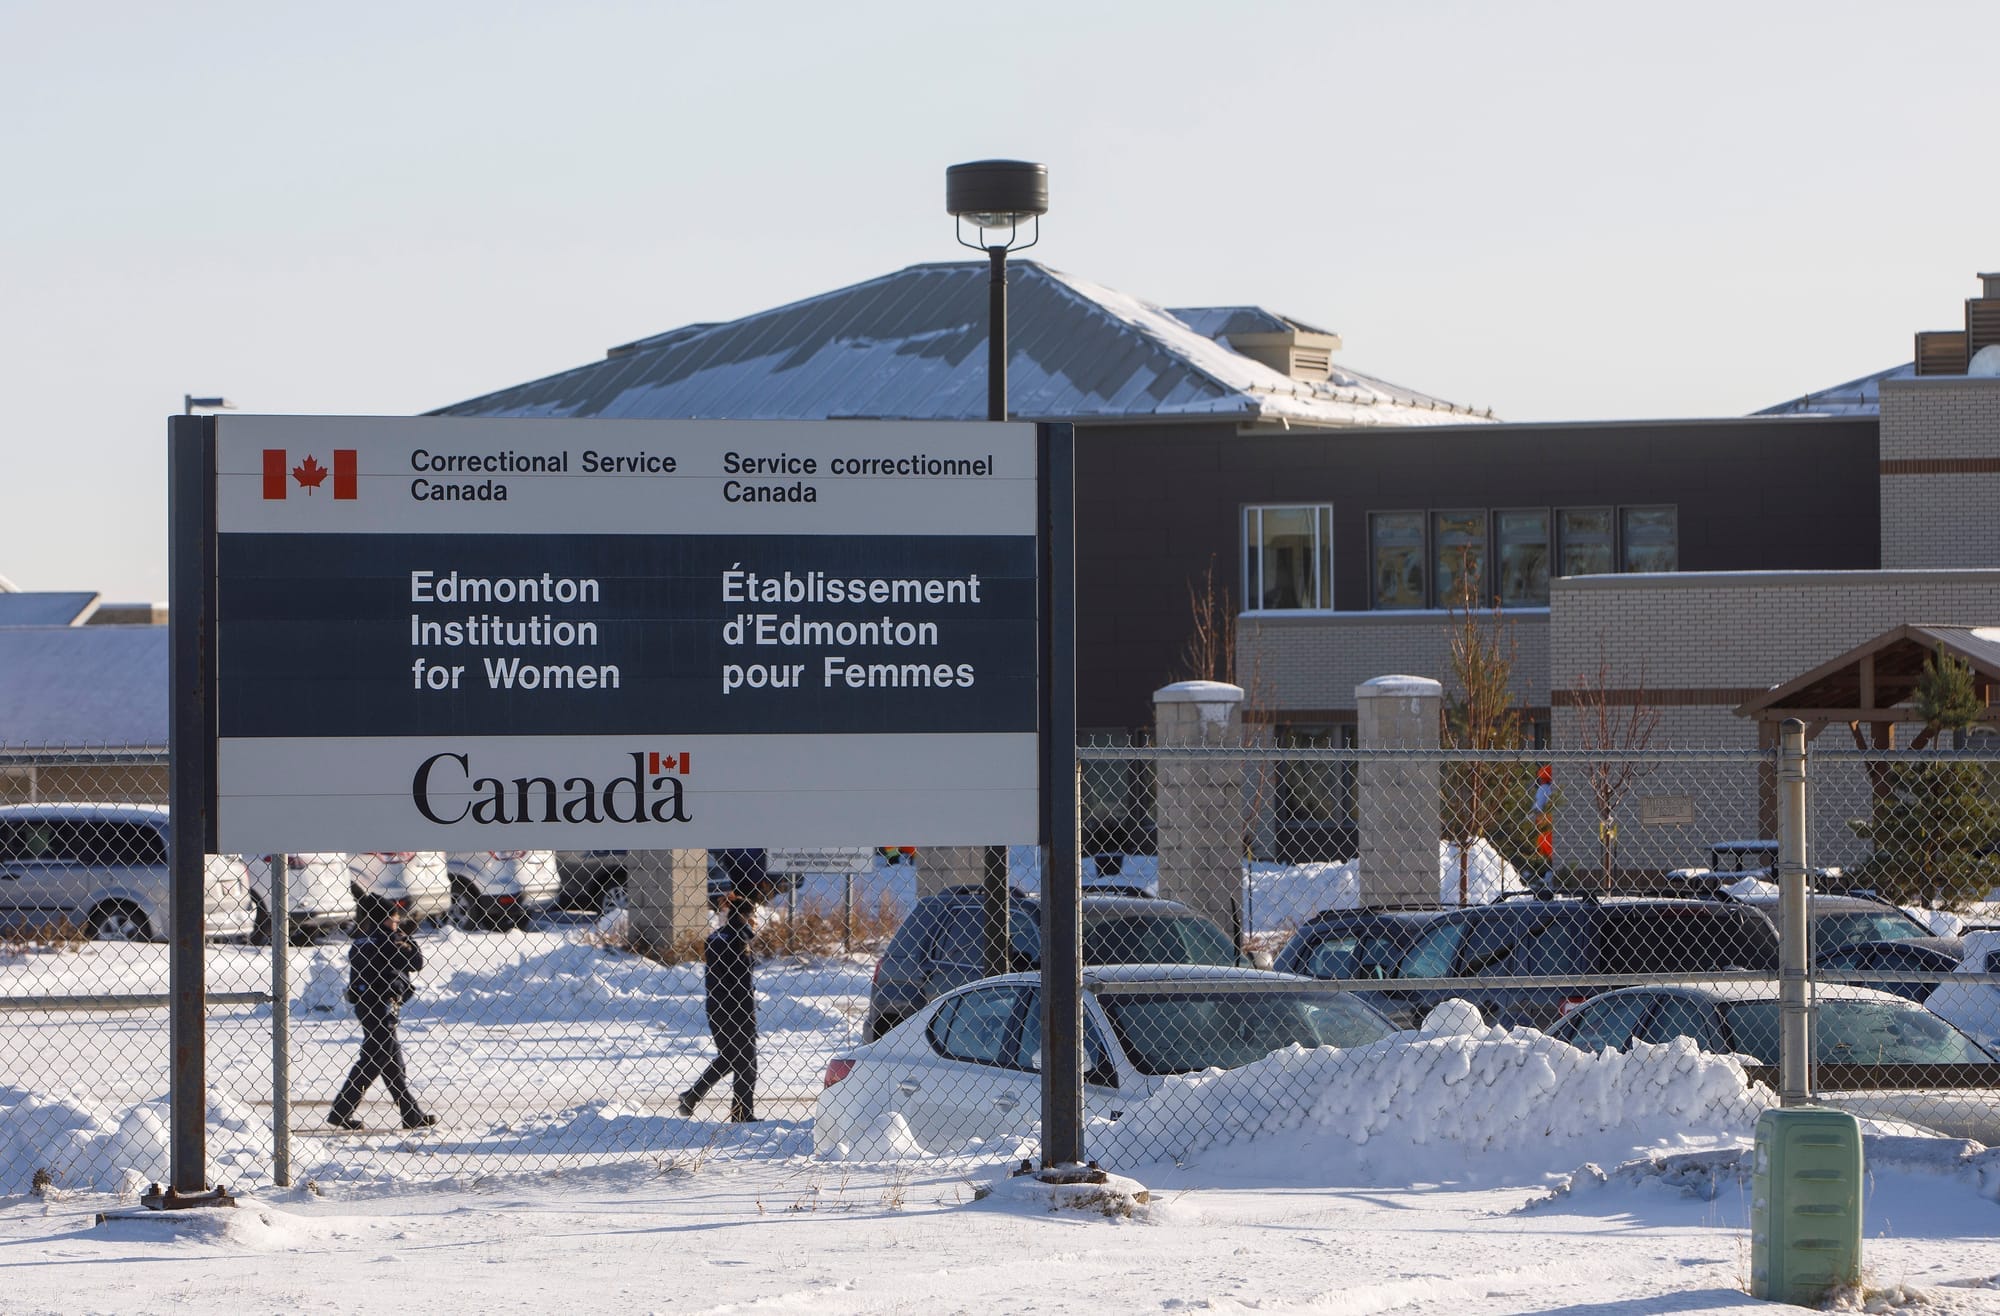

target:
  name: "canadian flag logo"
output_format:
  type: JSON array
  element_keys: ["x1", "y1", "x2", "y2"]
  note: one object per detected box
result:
[{"x1": 263, "y1": 449, "x2": 357, "y2": 500}]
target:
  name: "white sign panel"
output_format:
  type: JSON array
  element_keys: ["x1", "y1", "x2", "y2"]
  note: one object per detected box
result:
[{"x1": 208, "y1": 417, "x2": 1041, "y2": 853}]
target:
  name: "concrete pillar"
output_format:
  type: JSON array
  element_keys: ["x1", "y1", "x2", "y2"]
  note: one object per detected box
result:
[
  {"x1": 625, "y1": 849, "x2": 710, "y2": 959},
  {"x1": 1355, "y1": 675, "x2": 1443, "y2": 908},
  {"x1": 916, "y1": 846, "x2": 1000, "y2": 900},
  {"x1": 1154, "y1": 681, "x2": 1247, "y2": 945}
]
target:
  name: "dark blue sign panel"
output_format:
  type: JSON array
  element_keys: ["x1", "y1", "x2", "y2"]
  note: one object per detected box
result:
[{"x1": 216, "y1": 532, "x2": 1037, "y2": 738}]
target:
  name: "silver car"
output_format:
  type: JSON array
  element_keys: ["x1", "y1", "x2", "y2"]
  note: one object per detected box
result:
[
  {"x1": 348, "y1": 851, "x2": 451, "y2": 925},
  {"x1": 1547, "y1": 981, "x2": 2000, "y2": 1144},
  {"x1": 243, "y1": 852, "x2": 356, "y2": 942},
  {"x1": 0, "y1": 802, "x2": 254, "y2": 942}
]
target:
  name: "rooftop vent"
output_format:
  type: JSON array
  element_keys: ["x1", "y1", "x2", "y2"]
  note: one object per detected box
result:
[
  {"x1": 1226, "y1": 329, "x2": 1343, "y2": 384},
  {"x1": 1914, "y1": 272, "x2": 2000, "y2": 375}
]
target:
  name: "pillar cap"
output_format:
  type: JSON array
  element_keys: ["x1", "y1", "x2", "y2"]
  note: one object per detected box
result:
[
  {"x1": 1356, "y1": 675, "x2": 1442, "y2": 699},
  {"x1": 1153, "y1": 680, "x2": 1246, "y2": 704}
]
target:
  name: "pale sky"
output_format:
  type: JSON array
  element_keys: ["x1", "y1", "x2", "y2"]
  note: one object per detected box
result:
[{"x1": 4, "y1": 0, "x2": 1995, "y2": 603}]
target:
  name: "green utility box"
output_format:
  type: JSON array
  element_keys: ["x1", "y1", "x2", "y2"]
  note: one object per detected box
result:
[{"x1": 1751, "y1": 1106, "x2": 1863, "y2": 1305}]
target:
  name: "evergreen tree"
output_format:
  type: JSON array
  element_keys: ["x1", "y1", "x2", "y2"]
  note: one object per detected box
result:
[{"x1": 1848, "y1": 644, "x2": 2000, "y2": 908}]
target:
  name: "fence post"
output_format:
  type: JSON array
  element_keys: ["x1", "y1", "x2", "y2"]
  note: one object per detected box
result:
[
  {"x1": 1778, "y1": 718, "x2": 1811, "y2": 1105},
  {"x1": 270, "y1": 855, "x2": 291, "y2": 1187}
]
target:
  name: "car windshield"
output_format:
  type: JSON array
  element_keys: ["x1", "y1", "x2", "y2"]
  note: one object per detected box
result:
[
  {"x1": 1813, "y1": 910, "x2": 1930, "y2": 948},
  {"x1": 1098, "y1": 989, "x2": 1393, "y2": 1075},
  {"x1": 1722, "y1": 999, "x2": 1994, "y2": 1065},
  {"x1": 1082, "y1": 914, "x2": 1238, "y2": 967}
]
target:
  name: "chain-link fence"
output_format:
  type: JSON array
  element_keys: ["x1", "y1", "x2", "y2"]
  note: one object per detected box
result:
[{"x1": 2, "y1": 739, "x2": 1996, "y2": 1195}]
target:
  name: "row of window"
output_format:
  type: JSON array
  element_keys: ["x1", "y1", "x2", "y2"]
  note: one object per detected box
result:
[{"x1": 1244, "y1": 504, "x2": 1679, "y2": 611}]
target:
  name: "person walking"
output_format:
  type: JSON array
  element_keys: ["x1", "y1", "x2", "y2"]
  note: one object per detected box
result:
[
  {"x1": 678, "y1": 884, "x2": 759, "y2": 1122},
  {"x1": 328, "y1": 900, "x2": 437, "y2": 1131}
]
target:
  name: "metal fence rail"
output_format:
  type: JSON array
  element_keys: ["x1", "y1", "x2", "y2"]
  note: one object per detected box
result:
[{"x1": 2, "y1": 740, "x2": 1996, "y2": 1193}]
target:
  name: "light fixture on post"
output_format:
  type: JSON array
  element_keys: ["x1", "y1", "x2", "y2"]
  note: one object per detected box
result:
[
  {"x1": 947, "y1": 159, "x2": 1047, "y2": 424},
  {"x1": 183, "y1": 395, "x2": 237, "y2": 415},
  {"x1": 946, "y1": 159, "x2": 1050, "y2": 981}
]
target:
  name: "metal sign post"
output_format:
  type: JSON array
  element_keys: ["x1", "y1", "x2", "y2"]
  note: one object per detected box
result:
[
  {"x1": 1035, "y1": 423, "x2": 1084, "y2": 1172},
  {"x1": 157, "y1": 414, "x2": 229, "y2": 1209}
]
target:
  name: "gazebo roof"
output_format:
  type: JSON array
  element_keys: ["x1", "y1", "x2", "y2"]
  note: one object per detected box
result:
[{"x1": 1734, "y1": 623, "x2": 2000, "y2": 724}]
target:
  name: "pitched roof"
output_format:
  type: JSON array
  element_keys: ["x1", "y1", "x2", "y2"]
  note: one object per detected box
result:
[
  {"x1": 0, "y1": 591, "x2": 99, "y2": 627},
  {"x1": 1735, "y1": 623, "x2": 2000, "y2": 722},
  {"x1": 0, "y1": 625, "x2": 166, "y2": 745},
  {"x1": 433, "y1": 261, "x2": 1492, "y2": 429},
  {"x1": 1754, "y1": 362, "x2": 1912, "y2": 417}
]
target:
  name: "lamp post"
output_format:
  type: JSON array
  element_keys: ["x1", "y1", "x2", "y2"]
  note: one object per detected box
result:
[
  {"x1": 946, "y1": 161, "x2": 1048, "y2": 981},
  {"x1": 946, "y1": 161, "x2": 1086, "y2": 1176},
  {"x1": 183, "y1": 395, "x2": 236, "y2": 415}
]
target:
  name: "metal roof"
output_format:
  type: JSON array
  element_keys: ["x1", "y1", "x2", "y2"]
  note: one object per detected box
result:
[
  {"x1": 1755, "y1": 362, "x2": 1912, "y2": 417},
  {"x1": 0, "y1": 592, "x2": 98, "y2": 626},
  {"x1": 0, "y1": 625, "x2": 165, "y2": 746},
  {"x1": 433, "y1": 261, "x2": 1492, "y2": 429}
]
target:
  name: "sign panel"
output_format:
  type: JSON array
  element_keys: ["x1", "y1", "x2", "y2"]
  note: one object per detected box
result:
[
  {"x1": 210, "y1": 417, "x2": 1040, "y2": 852},
  {"x1": 764, "y1": 847, "x2": 877, "y2": 874}
]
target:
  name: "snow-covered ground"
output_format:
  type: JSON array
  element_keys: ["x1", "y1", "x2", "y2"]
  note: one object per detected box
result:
[{"x1": 3, "y1": 853, "x2": 1999, "y2": 1313}]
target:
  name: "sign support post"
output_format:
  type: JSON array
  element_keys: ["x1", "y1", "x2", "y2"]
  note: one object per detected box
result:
[
  {"x1": 155, "y1": 415, "x2": 230, "y2": 1209},
  {"x1": 1035, "y1": 422, "x2": 1084, "y2": 1172}
]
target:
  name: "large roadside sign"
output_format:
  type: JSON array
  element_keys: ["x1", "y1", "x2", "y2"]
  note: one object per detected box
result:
[{"x1": 199, "y1": 416, "x2": 1046, "y2": 853}]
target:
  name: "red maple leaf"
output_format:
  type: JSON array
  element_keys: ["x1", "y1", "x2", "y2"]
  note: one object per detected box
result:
[{"x1": 292, "y1": 455, "x2": 328, "y2": 494}]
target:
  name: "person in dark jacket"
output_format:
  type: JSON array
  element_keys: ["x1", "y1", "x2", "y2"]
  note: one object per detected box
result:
[
  {"x1": 677, "y1": 885, "x2": 759, "y2": 1122},
  {"x1": 328, "y1": 901, "x2": 437, "y2": 1130}
]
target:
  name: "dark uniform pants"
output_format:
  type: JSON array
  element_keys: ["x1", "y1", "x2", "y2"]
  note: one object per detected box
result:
[
  {"x1": 684, "y1": 1006, "x2": 757, "y2": 1121},
  {"x1": 331, "y1": 1003, "x2": 423, "y2": 1121}
]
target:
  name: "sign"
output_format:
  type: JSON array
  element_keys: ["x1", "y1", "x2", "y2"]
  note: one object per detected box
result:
[
  {"x1": 765, "y1": 847, "x2": 877, "y2": 874},
  {"x1": 1640, "y1": 794, "x2": 1697, "y2": 827},
  {"x1": 207, "y1": 417, "x2": 1042, "y2": 852}
]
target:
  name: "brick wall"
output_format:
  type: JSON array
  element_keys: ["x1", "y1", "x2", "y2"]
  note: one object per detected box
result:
[{"x1": 1880, "y1": 377, "x2": 2000, "y2": 569}]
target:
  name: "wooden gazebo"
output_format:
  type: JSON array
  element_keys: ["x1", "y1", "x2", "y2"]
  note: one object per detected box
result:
[{"x1": 1734, "y1": 623, "x2": 2000, "y2": 832}]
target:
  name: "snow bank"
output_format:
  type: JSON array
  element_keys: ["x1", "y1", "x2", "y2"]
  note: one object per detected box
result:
[
  {"x1": 1249, "y1": 840, "x2": 1524, "y2": 932},
  {"x1": 1092, "y1": 1024, "x2": 1774, "y2": 1185},
  {"x1": 0, "y1": 1084, "x2": 270, "y2": 1195}
]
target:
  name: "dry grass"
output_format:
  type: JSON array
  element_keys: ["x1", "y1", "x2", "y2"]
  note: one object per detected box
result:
[
  {"x1": 0, "y1": 919, "x2": 87, "y2": 955},
  {"x1": 615, "y1": 891, "x2": 906, "y2": 965}
]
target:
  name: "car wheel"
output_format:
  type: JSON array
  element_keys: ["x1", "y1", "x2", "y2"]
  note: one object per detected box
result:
[
  {"x1": 250, "y1": 895, "x2": 273, "y2": 947},
  {"x1": 448, "y1": 880, "x2": 483, "y2": 931},
  {"x1": 86, "y1": 901, "x2": 153, "y2": 943}
]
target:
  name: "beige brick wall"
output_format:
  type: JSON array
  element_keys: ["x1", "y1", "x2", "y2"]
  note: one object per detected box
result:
[
  {"x1": 1881, "y1": 376, "x2": 2000, "y2": 569},
  {"x1": 1239, "y1": 609, "x2": 1551, "y2": 718},
  {"x1": 1548, "y1": 570, "x2": 2000, "y2": 706}
]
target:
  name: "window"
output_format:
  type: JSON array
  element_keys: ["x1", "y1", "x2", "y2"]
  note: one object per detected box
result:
[
  {"x1": 1370, "y1": 512, "x2": 1426, "y2": 610},
  {"x1": 930, "y1": 987, "x2": 1019, "y2": 1066},
  {"x1": 1495, "y1": 509, "x2": 1551, "y2": 606},
  {"x1": 1620, "y1": 506, "x2": 1677, "y2": 573},
  {"x1": 1244, "y1": 505, "x2": 1332, "y2": 610},
  {"x1": 1431, "y1": 510, "x2": 1488, "y2": 607},
  {"x1": 1558, "y1": 508, "x2": 1614, "y2": 577}
]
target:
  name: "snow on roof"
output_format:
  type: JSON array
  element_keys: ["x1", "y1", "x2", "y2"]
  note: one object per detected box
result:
[
  {"x1": 433, "y1": 261, "x2": 1493, "y2": 429},
  {"x1": 0, "y1": 625, "x2": 164, "y2": 745},
  {"x1": 1754, "y1": 361, "x2": 1912, "y2": 417},
  {"x1": 0, "y1": 591, "x2": 98, "y2": 627}
]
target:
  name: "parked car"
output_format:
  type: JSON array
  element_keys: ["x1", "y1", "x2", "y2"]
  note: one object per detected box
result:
[
  {"x1": 348, "y1": 851, "x2": 450, "y2": 925},
  {"x1": 243, "y1": 852, "x2": 356, "y2": 943},
  {"x1": 818, "y1": 964, "x2": 1395, "y2": 1156},
  {"x1": 863, "y1": 887, "x2": 1243, "y2": 1041},
  {"x1": 444, "y1": 850, "x2": 560, "y2": 930},
  {"x1": 1546, "y1": 981, "x2": 2000, "y2": 1144},
  {"x1": 1273, "y1": 907, "x2": 1448, "y2": 981},
  {"x1": 1923, "y1": 928, "x2": 2000, "y2": 1056},
  {"x1": 0, "y1": 803, "x2": 254, "y2": 942},
  {"x1": 1724, "y1": 890, "x2": 1964, "y2": 1001},
  {"x1": 1364, "y1": 894, "x2": 1781, "y2": 1029},
  {"x1": 555, "y1": 849, "x2": 627, "y2": 912}
]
